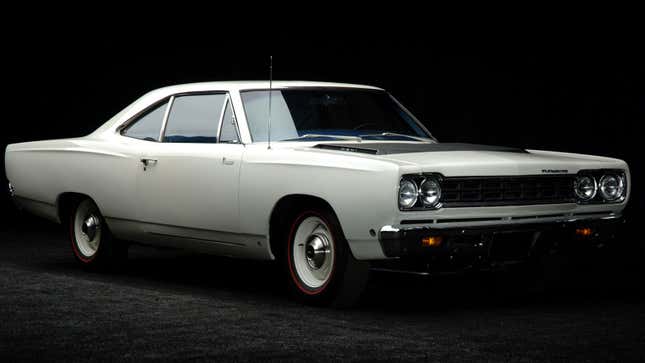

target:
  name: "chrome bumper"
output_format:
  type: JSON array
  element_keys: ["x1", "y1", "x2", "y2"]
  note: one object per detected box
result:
[{"x1": 378, "y1": 213, "x2": 624, "y2": 258}]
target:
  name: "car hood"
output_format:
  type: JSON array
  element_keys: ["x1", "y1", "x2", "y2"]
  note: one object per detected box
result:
[{"x1": 308, "y1": 142, "x2": 626, "y2": 176}]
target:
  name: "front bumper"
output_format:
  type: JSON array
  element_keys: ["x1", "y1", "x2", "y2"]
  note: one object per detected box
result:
[{"x1": 376, "y1": 215, "x2": 624, "y2": 273}]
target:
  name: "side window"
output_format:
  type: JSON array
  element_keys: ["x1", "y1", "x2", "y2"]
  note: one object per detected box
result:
[
  {"x1": 218, "y1": 99, "x2": 240, "y2": 143},
  {"x1": 163, "y1": 94, "x2": 226, "y2": 143},
  {"x1": 122, "y1": 100, "x2": 168, "y2": 141}
]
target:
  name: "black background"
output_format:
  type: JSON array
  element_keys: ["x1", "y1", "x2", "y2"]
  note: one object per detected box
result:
[
  {"x1": 2, "y1": 32, "x2": 645, "y2": 361},
  {"x1": 3, "y1": 37, "x2": 643, "y2": 231}
]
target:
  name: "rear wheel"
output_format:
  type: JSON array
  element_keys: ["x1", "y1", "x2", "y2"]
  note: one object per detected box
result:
[
  {"x1": 284, "y1": 208, "x2": 369, "y2": 307},
  {"x1": 69, "y1": 198, "x2": 126, "y2": 269}
]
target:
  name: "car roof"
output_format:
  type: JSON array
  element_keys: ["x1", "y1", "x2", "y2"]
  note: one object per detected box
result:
[
  {"x1": 90, "y1": 81, "x2": 386, "y2": 137},
  {"x1": 153, "y1": 81, "x2": 384, "y2": 94}
]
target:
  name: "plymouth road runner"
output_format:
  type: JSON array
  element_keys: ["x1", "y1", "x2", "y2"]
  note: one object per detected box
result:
[{"x1": 5, "y1": 81, "x2": 630, "y2": 306}]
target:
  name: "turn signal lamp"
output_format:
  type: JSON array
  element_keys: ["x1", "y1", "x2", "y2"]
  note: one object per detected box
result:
[
  {"x1": 421, "y1": 236, "x2": 443, "y2": 247},
  {"x1": 575, "y1": 227, "x2": 593, "y2": 237}
]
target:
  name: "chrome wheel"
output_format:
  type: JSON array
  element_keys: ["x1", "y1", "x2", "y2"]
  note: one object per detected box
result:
[
  {"x1": 73, "y1": 200, "x2": 102, "y2": 259},
  {"x1": 291, "y1": 216, "x2": 335, "y2": 290}
]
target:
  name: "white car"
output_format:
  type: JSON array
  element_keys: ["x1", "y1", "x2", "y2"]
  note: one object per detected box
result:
[{"x1": 5, "y1": 81, "x2": 630, "y2": 306}]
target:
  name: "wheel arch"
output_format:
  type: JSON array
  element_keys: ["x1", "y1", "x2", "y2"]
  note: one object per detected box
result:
[
  {"x1": 268, "y1": 194, "x2": 345, "y2": 260},
  {"x1": 56, "y1": 192, "x2": 103, "y2": 226}
]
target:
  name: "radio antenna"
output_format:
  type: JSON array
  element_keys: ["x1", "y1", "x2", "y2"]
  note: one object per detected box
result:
[{"x1": 267, "y1": 55, "x2": 273, "y2": 150}]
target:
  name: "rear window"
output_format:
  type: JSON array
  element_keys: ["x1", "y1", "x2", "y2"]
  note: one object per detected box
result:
[{"x1": 122, "y1": 100, "x2": 168, "y2": 141}]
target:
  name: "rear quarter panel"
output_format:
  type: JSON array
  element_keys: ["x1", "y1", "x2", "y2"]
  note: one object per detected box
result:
[{"x1": 5, "y1": 138, "x2": 139, "y2": 225}]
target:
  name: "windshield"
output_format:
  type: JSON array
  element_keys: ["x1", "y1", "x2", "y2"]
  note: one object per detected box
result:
[{"x1": 240, "y1": 88, "x2": 432, "y2": 142}]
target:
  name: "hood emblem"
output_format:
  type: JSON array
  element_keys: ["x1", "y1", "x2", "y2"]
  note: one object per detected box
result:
[{"x1": 542, "y1": 169, "x2": 569, "y2": 174}]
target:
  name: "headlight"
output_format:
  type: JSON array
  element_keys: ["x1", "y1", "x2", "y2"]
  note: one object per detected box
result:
[
  {"x1": 574, "y1": 175, "x2": 597, "y2": 201},
  {"x1": 419, "y1": 178, "x2": 441, "y2": 208},
  {"x1": 398, "y1": 179, "x2": 418, "y2": 209},
  {"x1": 599, "y1": 174, "x2": 625, "y2": 201}
]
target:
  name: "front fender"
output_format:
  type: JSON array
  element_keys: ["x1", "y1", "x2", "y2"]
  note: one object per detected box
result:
[{"x1": 239, "y1": 146, "x2": 400, "y2": 260}]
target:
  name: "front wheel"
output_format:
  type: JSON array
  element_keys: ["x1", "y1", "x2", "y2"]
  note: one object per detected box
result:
[
  {"x1": 285, "y1": 209, "x2": 369, "y2": 307},
  {"x1": 69, "y1": 198, "x2": 126, "y2": 270}
]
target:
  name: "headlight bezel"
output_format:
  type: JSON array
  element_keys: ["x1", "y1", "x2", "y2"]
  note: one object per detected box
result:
[
  {"x1": 575, "y1": 169, "x2": 627, "y2": 204},
  {"x1": 398, "y1": 173, "x2": 443, "y2": 211},
  {"x1": 419, "y1": 178, "x2": 442, "y2": 208},
  {"x1": 598, "y1": 174, "x2": 626, "y2": 202},
  {"x1": 398, "y1": 179, "x2": 419, "y2": 210},
  {"x1": 574, "y1": 175, "x2": 597, "y2": 201}
]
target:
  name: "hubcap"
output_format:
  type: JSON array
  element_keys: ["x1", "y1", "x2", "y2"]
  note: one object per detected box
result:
[
  {"x1": 305, "y1": 233, "x2": 331, "y2": 270},
  {"x1": 73, "y1": 200, "x2": 102, "y2": 258},
  {"x1": 291, "y1": 216, "x2": 335, "y2": 290},
  {"x1": 82, "y1": 215, "x2": 99, "y2": 241}
]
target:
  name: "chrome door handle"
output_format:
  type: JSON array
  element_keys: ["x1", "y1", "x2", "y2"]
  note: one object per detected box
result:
[
  {"x1": 141, "y1": 158, "x2": 158, "y2": 170},
  {"x1": 222, "y1": 157, "x2": 234, "y2": 165}
]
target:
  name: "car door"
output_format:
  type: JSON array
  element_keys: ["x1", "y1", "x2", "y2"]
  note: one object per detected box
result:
[{"x1": 134, "y1": 92, "x2": 245, "y2": 248}]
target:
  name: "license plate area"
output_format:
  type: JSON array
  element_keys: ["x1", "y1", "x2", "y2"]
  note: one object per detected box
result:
[{"x1": 489, "y1": 231, "x2": 536, "y2": 261}]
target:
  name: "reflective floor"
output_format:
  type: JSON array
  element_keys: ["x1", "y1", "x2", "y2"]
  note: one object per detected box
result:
[{"x1": 1, "y1": 214, "x2": 644, "y2": 362}]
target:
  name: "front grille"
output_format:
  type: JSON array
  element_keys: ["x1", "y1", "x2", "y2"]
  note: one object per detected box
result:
[{"x1": 441, "y1": 175, "x2": 575, "y2": 207}]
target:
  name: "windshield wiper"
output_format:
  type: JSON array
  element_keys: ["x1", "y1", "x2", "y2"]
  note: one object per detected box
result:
[
  {"x1": 359, "y1": 132, "x2": 434, "y2": 142},
  {"x1": 287, "y1": 134, "x2": 362, "y2": 142}
]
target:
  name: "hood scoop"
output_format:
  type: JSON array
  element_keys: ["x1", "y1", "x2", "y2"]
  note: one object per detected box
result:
[
  {"x1": 314, "y1": 144, "x2": 379, "y2": 154},
  {"x1": 313, "y1": 142, "x2": 527, "y2": 155}
]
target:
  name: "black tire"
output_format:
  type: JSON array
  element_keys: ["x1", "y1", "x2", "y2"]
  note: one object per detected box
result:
[
  {"x1": 69, "y1": 198, "x2": 127, "y2": 270},
  {"x1": 282, "y1": 207, "x2": 369, "y2": 307}
]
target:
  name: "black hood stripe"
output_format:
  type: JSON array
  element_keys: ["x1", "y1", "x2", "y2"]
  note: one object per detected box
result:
[{"x1": 313, "y1": 142, "x2": 527, "y2": 155}]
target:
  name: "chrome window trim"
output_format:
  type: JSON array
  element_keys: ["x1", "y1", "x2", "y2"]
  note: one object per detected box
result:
[
  {"x1": 387, "y1": 93, "x2": 437, "y2": 142},
  {"x1": 238, "y1": 87, "x2": 433, "y2": 143},
  {"x1": 217, "y1": 96, "x2": 242, "y2": 144},
  {"x1": 215, "y1": 96, "x2": 228, "y2": 141},
  {"x1": 229, "y1": 91, "x2": 252, "y2": 144},
  {"x1": 158, "y1": 96, "x2": 175, "y2": 142},
  {"x1": 159, "y1": 91, "x2": 231, "y2": 144},
  {"x1": 118, "y1": 97, "x2": 171, "y2": 142}
]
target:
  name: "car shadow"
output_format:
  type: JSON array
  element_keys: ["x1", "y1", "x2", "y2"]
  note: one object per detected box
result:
[
  {"x1": 5, "y1": 213, "x2": 645, "y2": 314},
  {"x1": 46, "y1": 243, "x2": 645, "y2": 314}
]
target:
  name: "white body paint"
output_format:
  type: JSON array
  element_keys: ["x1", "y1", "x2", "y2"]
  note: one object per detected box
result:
[{"x1": 5, "y1": 81, "x2": 631, "y2": 260}]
